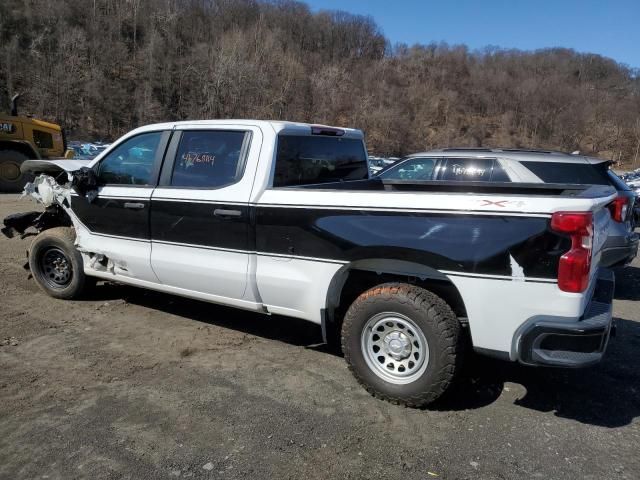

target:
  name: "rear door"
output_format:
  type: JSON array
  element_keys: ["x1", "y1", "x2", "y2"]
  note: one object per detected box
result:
[
  {"x1": 150, "y1": 124, "x2": 261, "y2": 300},
  {"x1": 71, "y1": 130, "x2": 171, "y2": 282}
]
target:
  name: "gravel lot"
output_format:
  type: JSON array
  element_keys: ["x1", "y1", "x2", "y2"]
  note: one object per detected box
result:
[{"x1": 1, "y1": 194, "x2": 639, "y2": 480}]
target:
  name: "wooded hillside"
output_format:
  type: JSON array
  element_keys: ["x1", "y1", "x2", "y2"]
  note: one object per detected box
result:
[{"x1": 1, "y1": 0, "x2": 639, "y2": 165}]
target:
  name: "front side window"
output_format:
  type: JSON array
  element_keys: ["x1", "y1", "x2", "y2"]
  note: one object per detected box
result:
[
  {"x1": 378, "y1": 157, "x2": 437, "y2": 180},
  {"x1": 170, "y1": 130, "x2": 247, "y2": 188},
  {"x1": 437, "y1": 158, "x2": 494, "y2": 182},
  {"x1": 274, "y1": 135, "x2": 368, "y2": 187},
  {"x1": 97, "y1": 131, "x2": 162, "y2": 185}
]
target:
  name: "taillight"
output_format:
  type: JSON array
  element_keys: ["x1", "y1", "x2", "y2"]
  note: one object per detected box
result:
[
  {"x1": 607, "y1": 196, "x2": 628, "y2": 222},
  {"x1": 551, "y1": 211, "x2": 593, "y2": 293}
]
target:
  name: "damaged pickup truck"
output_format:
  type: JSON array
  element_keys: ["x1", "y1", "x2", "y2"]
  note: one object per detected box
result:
[{"x1": 3, "y1": 120, "x2": 618, "y2": 407}]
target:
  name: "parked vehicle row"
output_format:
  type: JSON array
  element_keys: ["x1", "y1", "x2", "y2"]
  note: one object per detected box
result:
[
  {"x1": 67, "y1": 141, "x2": 111, "y2": 160},
  {"x1": 2, "y1": 121, "x2": 621, "y2": 408},
  {"x1": 620, "y1": 168, "x2": 640, "y2": 184},
  {"x1": 620, "y1": 169, "x2": 640, "y2": 225},
  {"x1": 367, "y1": 155, "x2": 397, "y2": 174}
]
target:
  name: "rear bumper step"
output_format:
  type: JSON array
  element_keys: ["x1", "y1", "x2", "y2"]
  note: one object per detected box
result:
[{"x1": 518, "y1": 269, "x2": 614, "y2": 367}]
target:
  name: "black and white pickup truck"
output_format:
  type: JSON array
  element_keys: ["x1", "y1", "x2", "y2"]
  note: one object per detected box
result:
[{"x1": 2, "y1": 120, "x2": 618, "y2": 407}]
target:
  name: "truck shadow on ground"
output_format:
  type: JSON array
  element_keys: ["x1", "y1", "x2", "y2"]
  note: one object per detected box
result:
[
  {"x1": 86, "y1": 282, "x2": 640, "y2": 428},
  {"x1": 613, "y1": 266, "x2": 640, "y2": 301},
  {"x1": 436, "y1": 316, "x2": 640, "y2": 428},
  {"x1": 85, "y1": 282, "x2": 328, "y2": 349}
]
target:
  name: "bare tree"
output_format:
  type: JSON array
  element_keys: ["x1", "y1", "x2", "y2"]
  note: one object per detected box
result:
[{"x1": 0, "y1": 0, "x2": 638, "y2": 166}]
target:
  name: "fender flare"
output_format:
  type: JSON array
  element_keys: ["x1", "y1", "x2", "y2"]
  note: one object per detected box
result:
[{"x1": 322, "y1": 258, "x2": 458, "y2": 343}]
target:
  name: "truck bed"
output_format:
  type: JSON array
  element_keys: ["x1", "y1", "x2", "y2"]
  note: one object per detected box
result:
[{"x1": 299, "y1": 178, "x2": 616, "y2": 198}]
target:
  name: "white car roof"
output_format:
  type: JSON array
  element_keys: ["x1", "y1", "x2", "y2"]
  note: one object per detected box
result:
[{"x1": 405, "y1": 148, "x2": 609, "y2": 165}]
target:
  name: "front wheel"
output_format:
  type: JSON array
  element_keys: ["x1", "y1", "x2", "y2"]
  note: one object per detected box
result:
[
  {"x1": 341, "y1": 283, "x2": 463, "y2": 407},
  {"x1": 29, "y1": 227, "x2": 90, "y2": 299}
]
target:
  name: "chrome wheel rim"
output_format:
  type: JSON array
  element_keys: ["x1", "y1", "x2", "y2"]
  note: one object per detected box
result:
[
  {"x1": 361, "y1": 312, "x2": 429, "y2": 384},
  {"x1": 39, "y1": 247, "x2": 72, "y2": 289}
]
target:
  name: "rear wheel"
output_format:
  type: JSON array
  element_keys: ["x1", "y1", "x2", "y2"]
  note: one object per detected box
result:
[
  {"x1": 29, "y1": 227, "x2": 90, "y2": 299},
  {"x1": 341, "y1": 283, "x2": 463, "y2": 407},
  {"x1": 0, "y1": 147, "x2": 31, "y2": 192}
]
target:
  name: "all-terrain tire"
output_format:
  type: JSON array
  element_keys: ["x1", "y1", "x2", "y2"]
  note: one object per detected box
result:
[
  {"x1": 341, "y1": 283, "x2": 463, "y2": 408},
  {"x1": 0, "y1": 147, "x2": 32, "y2": 193},
  {"x1": 29, "y1": 227, "x2": 89, "y2": 300}
]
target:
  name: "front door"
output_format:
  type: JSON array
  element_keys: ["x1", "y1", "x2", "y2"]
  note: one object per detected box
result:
[
  {"x1": 150, "y1": 125, "x2": 261, "y2": 300},
  {"x1": 71, "y1": 130, "x2": 171, "y2": 282}
]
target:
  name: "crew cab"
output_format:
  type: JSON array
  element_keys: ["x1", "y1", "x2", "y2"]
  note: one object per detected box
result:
[{"x1": 2, "y1": 120, "x2": 618, "y2": 407}]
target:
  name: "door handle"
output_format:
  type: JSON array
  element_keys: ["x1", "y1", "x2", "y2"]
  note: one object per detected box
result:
[
  {"x1": 124, "y1": 202, "x2": 145, "y2": 210},
  {"x1": 214, "y1": 208, "x2": 242, "y2": 218}
]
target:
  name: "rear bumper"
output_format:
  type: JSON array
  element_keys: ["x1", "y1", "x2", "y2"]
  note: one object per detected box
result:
[
  {"x1": 517, "y1": 269, "x2": 615, "y2": 367},
  {"x1": 600, "y1": 232, "x2": 639, "y2": 267}
]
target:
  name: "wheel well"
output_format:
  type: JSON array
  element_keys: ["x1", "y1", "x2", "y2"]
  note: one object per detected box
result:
[
  {"x1": 0, "y1": 140, "x2": 40, "y2": 159},
  {"x1": 323, "y1": 265, "x2": 468, "y2": 344},
  {"x1": 1, "y1": 204, "x2": 72, "y2": 238}
]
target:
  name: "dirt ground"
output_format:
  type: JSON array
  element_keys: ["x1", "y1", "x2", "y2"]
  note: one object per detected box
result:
[{"x1": 1, "y1": 194, "x2": 639, "y2": 480}]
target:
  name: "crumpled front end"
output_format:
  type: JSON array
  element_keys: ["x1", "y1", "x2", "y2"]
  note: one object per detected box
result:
[{"x1": 1, "y1": 167, "x2": 98, "y2": 239}]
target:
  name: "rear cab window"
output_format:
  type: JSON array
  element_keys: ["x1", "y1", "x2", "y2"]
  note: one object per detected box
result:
[{"x1": 273, "y1": 134, "x2": 368, "y2": 187}]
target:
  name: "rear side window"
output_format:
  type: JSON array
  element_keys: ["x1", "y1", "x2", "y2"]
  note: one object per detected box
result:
[
  {"x1": 490, "y1": 161, "x2": 511, "y2": 182},
  {"x1": 171, "y1": 130, "x2": 247, "y2": 188},
  {"x1": 273, "y1": 135, "x2": 368, "y2": 187},
  {"x1": 379, "y1": 157, "x2": 437, "y2": 180},
  {"x1": 437, "y1": 158, "x2": 494, "y2": 181},
  {"x1": 520, "y1": 161, "x2": 611, "y2": 185}
]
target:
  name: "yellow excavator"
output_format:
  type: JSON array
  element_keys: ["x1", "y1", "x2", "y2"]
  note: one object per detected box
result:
[{"x1": 0, "y1": 94, "x2": 74, "y2": 192}]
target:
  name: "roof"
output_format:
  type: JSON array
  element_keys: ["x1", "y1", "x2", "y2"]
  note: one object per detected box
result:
[
  {"x1": 406, "y1": 147, "x2": 609, "y2": 165},
  {"x1": 128, "y1": 119, "x2": 364, "y2": 139}
]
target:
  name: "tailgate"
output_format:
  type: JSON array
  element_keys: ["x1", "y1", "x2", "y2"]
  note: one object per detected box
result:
[{"x1": 548, "y1": 185, "x2": 615, "y2": 302}]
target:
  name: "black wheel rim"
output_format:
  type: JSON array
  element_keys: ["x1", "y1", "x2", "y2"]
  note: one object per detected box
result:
[{"x1": 39, "y1": 247, "x2": 72, "y2": 289}]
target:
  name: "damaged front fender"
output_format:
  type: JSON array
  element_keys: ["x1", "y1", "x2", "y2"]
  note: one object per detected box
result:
[
  {"x1": 2, "y1": 167, "x2": 99, "y2": 239},
  {"x1": 2, "y1": 206, "x2": 73, "y2": 239},
  {"x1": 20, "y1": 159, "x2": 93, "y2": 175},
  {"x1": 23, "y1": 175, "x2": 72, "y2": 208}
]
